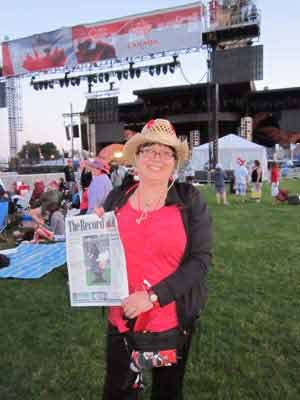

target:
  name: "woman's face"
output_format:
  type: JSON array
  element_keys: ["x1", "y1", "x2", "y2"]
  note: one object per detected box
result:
[
  {"x1": 135, "y1": 143, "x2": 176, "y2": 184},
  {"x1": 91, "y1": 167, "x2": 101, "y2": 176}
]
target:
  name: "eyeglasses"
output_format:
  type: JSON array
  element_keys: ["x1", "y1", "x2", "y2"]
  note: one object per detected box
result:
[{"x1": 138, "y1": 148, "x2": 175, "y2": 161}]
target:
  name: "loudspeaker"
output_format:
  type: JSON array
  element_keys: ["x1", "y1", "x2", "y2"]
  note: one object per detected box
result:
[
  {"x1": 73, "y1": 125, "x2": 79, "y2": 138},
  {"x1": 81, "y1": 124, "x2": 88, "y2": 151},
  {"x1": 65, "y1": 126, "x2": 70, "y2": 141}
]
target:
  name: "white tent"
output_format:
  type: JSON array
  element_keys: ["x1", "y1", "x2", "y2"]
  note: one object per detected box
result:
[{"x1": 192, "y1": 134, "x2": 268, "y2": 178}]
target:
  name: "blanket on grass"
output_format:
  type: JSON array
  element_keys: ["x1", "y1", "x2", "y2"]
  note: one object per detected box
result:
[{"x1": 0, "y1": 242, "x2": 66, "y2": 279}]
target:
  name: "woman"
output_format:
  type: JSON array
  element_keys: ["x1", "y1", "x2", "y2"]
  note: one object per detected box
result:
[
  {"x1": 29, "y1": 198, "x2": 65, "y2": 242},
  {"x1": 251, "y1": 160, "x2": 263, "y2": 201},
  {"x1": 85, "y1": 159, "x2": 112, "y2": 214},
  {"x1": 30, "y1": 180, "x2": 45, "y2": 207},
  {"x1": 99, "y1": 119, "x2": 213, "y2": 400}
]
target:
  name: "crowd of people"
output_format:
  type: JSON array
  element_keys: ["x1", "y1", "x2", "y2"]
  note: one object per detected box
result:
[
  {"x1": 212, "y1": 159, "x2": 282, "y2": 205},
  {"x1": 0, "y1": 147, "x2": 288, "y2": 252},
  {"x1": 0, "y1": 158, "x2": 137, "y2": 244}
]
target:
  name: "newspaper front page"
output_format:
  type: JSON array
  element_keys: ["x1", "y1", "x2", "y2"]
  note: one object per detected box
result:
[{"x1": 66, "y1": 211, "x2": 128, "y2": 307}]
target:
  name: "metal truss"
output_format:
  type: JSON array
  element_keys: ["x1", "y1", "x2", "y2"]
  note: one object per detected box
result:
[
  {"x1": 6, "y1": 77, "x2": 23, "y2": 159},
  {"x1": 0, "y1": 47, "x2": 201, "y2": 83}
]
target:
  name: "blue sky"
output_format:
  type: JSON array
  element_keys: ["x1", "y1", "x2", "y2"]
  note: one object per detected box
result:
[{"x1": 0, "y1": 0, "x2": 300, "y2": 160}]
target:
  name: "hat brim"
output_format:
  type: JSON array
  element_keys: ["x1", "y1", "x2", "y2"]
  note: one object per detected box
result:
[
  {"x1": 123, "y1": 134, "x2": 189, "y2": 167},
  {"x1": 85, "y1": 160, "x2": 104, "y2": 171}
]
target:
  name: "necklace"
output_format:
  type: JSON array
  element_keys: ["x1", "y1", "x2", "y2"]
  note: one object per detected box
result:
[{"x1": 135, "y1": 188, "x2": 166, "y2": 224}]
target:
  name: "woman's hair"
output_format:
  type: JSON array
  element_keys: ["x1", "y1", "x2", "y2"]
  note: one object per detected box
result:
[
  {"x1": 254, "y1": 160, "x2": 260, "y2": 167},
  {"x1": 46, "y1": 202, "x2": 60, "y2": 214},
  {"x1": 136, "y1": 142, "x2": 177, "y2": 160}
]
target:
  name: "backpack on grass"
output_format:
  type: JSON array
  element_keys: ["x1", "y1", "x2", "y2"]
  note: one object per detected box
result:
[{"x1": 287, "y1": 195, "x2": 300, "y2": 205}]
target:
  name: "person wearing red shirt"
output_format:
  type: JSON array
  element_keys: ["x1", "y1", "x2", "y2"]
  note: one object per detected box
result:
[
  {"x1": 270, "y1": 162, "x2": 280, "y2": 204},
  {"x1": 97, "y1": 119, "x2": 213, "y2": 400}
]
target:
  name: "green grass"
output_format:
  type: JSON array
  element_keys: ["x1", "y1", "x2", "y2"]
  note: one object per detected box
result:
[{"x1": 1, "y1": 179, "x2": 300, "y2": 400}]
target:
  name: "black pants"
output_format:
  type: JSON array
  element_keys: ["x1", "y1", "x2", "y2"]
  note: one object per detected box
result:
[{"x1": 102, "y1": 325, "x2": 193, "y2": 400}]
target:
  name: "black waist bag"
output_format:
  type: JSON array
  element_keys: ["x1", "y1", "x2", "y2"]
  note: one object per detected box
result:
[
  {"x1": 125, "y1": 328, "x2": 186, "y2": 374},
  {"x1": 125, "y1": 328, "x2": 183, "y2": 352}
]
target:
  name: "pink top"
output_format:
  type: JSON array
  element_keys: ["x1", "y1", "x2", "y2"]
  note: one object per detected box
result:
[{"x1": 108, "y1": 200, "x2": 187, "y2": 333}]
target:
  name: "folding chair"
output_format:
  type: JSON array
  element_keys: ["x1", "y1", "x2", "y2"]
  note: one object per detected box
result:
[
  {"x1": 14, "y1": 189, "x2": 33, "y2": 211},
  {"x1": 0, "y1": 201, "x2": 9, "y2": 239}
]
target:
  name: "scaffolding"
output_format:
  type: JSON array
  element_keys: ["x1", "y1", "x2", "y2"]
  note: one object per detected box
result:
[{"x1": 6, "y1": 77, "x2": 23, "y2": 159}]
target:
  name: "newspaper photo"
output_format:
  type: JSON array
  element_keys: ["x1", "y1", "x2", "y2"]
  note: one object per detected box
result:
[{"x1": 66, "y1": 211, "x2": 128, "y2": 307}]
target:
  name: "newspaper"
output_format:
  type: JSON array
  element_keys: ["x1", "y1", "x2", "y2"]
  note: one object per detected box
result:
[{"x1": 66, "y1": 211, "x2": 128, "y2": 307}]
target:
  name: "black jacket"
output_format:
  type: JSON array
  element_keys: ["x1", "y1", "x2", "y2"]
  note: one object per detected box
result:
[{"x1": 103, "y1": 182, "x2": 213, "y2": 330}]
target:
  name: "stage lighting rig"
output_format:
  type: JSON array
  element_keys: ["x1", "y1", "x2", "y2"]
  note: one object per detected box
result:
[
  {"x1": 28, "y1": 53, "x2": 181, "y2": 93},
  {"x1": 70, "y1": 77, "x2": 80, "y2": 86},
  {"x1": 149, "y1": 66, "x2": 155, "y2": 76},
  {"x1": 135, "y1": 68, "x2": 141, "y2": 78},
  {"x1": 87, "y1": 75, "x2": 97, "y2": 84}
]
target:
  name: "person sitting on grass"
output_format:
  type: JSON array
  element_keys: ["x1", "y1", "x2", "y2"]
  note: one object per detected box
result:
[
  {"x1": 30, "y1": 180, "x2": 45, "y2": 208},
  {"x1": 28, "y1": 186, "x2": 65, "y2": 243}
]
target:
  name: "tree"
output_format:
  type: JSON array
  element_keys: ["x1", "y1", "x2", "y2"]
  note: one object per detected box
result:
[
  {"x1": 17, "y1": 141, "x2": 40, "y2": 163},
  {"x1": 40, "y1": 142, "x2": 60, "y2": 160},
  {"x1": 17, "y1": 141, "x2": 60, "y2": 163}
]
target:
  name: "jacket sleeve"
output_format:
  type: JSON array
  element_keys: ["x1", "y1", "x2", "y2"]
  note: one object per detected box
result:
[
  {"x1": 103, "y1": 186, "x2": 129, "y2": 212},
  {"x1": 152, "y1": 187, "x2": 213, "y2": 307}
]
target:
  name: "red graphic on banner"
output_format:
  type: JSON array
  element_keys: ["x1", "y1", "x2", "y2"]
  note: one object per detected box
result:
[
  {"x1": 75, "y1": 39, "x2": 116, "y2": 63},
  {"x1": 72, "y1": 5, "x2": 201, "y2": 40},
  {"x1": 22, "y1": 48, "x2": 67, "y2": 71},
  {"x1": 127, "y1": 19, "x2": 153, "y2": 36}
]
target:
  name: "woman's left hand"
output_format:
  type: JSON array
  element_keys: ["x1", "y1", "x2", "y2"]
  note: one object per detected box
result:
[{"x1": 122, "y1": 291, "x2": 153, "y2": 319}]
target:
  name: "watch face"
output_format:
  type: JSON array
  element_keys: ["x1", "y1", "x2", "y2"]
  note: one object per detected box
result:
[{"x1": 150, "y1": 293, "x2": 158, "y2": 303}]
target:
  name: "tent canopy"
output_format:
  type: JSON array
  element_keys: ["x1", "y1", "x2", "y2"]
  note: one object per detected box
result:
[{"x1": 192, "y1": 134, "x2": 268, "y2": 178}]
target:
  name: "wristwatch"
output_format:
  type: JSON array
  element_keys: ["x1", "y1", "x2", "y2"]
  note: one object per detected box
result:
[{"x1": 148, "y1": 289, "x2": 159, "y2": 305}]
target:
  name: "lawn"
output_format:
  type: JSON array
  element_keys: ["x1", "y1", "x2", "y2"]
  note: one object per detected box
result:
[{"x1": 0, "y1": 179, "x2": 299, "y2": 400}]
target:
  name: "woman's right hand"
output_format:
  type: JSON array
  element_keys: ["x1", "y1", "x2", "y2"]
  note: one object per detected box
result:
[{"x1": 94, "y1": 207, "x2": 105, "y2": 218}]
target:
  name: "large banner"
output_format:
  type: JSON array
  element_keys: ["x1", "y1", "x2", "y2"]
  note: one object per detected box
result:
[{"x1": 2, "y1": 2, "x2": 203, "y2": 77}]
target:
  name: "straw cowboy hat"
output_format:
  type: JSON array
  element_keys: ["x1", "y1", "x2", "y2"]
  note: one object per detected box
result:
[{"x1": 123, "y1": 119, "x2": 189, "y2": 167}]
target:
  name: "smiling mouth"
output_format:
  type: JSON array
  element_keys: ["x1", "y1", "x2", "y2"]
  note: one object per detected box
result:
[{"x1": 147, "y1": 165, "x2": 162, "y2": 171}]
